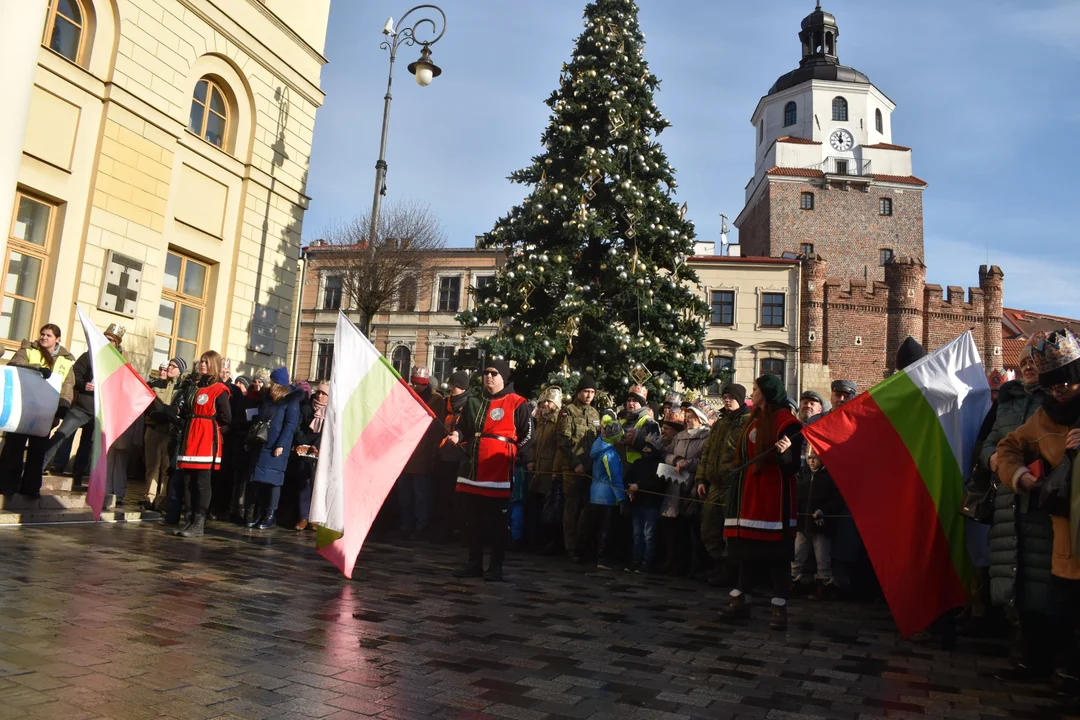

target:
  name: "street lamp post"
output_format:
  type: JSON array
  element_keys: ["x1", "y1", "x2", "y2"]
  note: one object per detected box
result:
[{"x1": 369, "y1": 5, "x2": 446, "y2": 245}]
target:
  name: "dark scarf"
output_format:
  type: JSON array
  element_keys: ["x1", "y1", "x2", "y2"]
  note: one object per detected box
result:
[
  {"x1": 1043, "y1": 393, "x2": 1080, "y2": 427},
  {"x1": 450, "y1": 391, "x2": 469, "y2": 412}
]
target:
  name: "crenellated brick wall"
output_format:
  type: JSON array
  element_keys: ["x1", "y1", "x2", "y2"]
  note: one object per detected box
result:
[{"x1": 802, "y1": 256, "x2": 1004, "y2": 390}]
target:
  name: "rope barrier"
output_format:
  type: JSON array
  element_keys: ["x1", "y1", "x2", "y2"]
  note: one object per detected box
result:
[{"x1": 508, "y1": 465, "x2": 853, "y2": 518}]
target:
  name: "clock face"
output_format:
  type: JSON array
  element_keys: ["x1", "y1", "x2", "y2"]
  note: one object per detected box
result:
[{"x1": 829, "y1": 128, "x2": 854, "y2": 151}]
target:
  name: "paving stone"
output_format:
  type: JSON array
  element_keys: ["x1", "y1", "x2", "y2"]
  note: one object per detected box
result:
[{"x1": 0, "y1": 523, "x2": 1065, "y2": 720}]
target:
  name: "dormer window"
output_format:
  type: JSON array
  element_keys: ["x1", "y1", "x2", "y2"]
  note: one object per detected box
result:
[
  {"x1": 832, "y1": 97, "x2": 848, "y2": 122},
  {"x1": 783, "y1": 102, "x2": 797, "y2": 128}
]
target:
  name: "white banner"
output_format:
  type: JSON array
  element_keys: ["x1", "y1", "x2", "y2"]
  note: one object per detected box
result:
[{"x1": 0, "y1": 366, "x2": 60, "y2": 437}]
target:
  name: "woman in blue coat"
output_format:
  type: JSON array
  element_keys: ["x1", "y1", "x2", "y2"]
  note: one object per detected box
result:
[{"x1": 245, "y1": 367, "x2": 303, "y2": 530}]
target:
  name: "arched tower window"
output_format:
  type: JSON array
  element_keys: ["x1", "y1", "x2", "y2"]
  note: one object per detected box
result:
[
  {"x1": 758, "y1": 119, "x2": 764, "y2": 146},
  {"x1": 783, "y1": 102, "x2": 797, "y2": 127},
  {"x1": 188, "y1": 78, "x2": 230, "y2": 149},
  {"x1": 42, "y1": 0, "x2": 86, "y2": 63},
  {"x1": 832, "y1": 96, "x2": 848, "y2": 122},
  {"x1": 875, "y1": 108, "x2": 883, "y2": 133},
  {"x1": 825, "y1": 32, "x2": 834, "y2": 56}
]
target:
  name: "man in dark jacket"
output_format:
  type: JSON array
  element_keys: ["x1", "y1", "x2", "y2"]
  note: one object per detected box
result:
[
  {"x1": 450, "y1": 359, "x2": 532, "y2": 581},
  {"x1": 696, "y1": 383, "x2": 751, "y2": 584},
  {"x1": 396, "y1": 367, "x2": 444, "y2": 540},
  {"x1": 40, "y1": 325, "x2": 124, "y2": 482}
]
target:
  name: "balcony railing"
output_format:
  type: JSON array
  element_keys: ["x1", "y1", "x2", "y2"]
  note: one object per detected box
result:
[{"x1": 811, "y1": 156, "x2": 871, "y2": 177}]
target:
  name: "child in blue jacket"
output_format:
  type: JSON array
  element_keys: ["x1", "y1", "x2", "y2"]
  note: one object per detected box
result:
[{"x1": 586, "y1": 410, "x2": 629, "y2": 570}]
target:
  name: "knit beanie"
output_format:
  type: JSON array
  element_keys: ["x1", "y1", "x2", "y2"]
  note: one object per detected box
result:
[
  {"x1": 270, "y1": 367, "x2": 290, "y2": 386},
  {"x1": 600, "y1": 409, "x2": 624, "y2": 442},
  {"x1": 234, "y1": 375, "x2": 252, "y2": 389},
  {"x1": 755, "y1": 374, "x2": 787, "y2": 407},
  {"x1": 895, "y1": 336, "x2": 927, "y2": 371},
  {"x1": 576, "y1": 375, "x2": 597, "y2": 393},
  {"x1": 448, "y1": 370, "x2": 471, "y2": 391},
  {"x1": 720, "y1": 383, "x2": 747, "y2": 405},
  {"x1": 486, "y1": 358, "x2": 512, "y2": 384},
  {"x1": 171, "y1": 356, "x2": 188, "y2": 375}
]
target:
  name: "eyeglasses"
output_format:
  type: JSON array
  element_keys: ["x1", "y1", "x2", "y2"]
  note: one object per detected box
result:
[
  {"x1": 482, "y1": 370, "x2": 500, "y2": 378},
  {"x1": 1050, "y1": 383, "x2": 1075, "y2": 396}
]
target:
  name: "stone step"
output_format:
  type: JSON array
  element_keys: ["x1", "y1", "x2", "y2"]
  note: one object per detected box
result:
[
  {"x1": 0, "y1": 491, "x2": 115, "y2": 511},
  {"x1": 41, "y1": 475, "x2": 75, "y2": 492},
  {"x1": 0, "y1": 508, "x2": 159, "y2": 525}
]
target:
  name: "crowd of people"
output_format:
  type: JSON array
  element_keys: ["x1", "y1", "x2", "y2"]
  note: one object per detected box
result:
[
  {"x1": 0, "y1": 322, "x2": 329, "y2": 540},
  {"x1": 3, "y1": 319, "x2": 1080, "y2": 702}
]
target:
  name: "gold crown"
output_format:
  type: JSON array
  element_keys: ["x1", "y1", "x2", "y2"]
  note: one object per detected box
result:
[
  {"x1": 104, "y1": 324, "x2": 125, "y2": 341},
  {"x1": 1031, "y1": 329, "x2": 1080, "y2": 375}
]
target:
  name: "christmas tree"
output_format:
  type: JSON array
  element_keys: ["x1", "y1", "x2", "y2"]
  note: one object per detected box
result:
[{"x1": 458, "y1": 0, "x2": 708, "y2": 399}]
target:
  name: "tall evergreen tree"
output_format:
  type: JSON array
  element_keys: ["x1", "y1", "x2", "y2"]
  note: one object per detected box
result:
[{"x1": 458, "y1": 0, "x2": 708, "y2": 399}]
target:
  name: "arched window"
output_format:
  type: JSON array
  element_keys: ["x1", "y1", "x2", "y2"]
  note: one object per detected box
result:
[
  {"x1": 42, "y1": 0, "x2": 86, "y2": 63},
  {"x1": 391, "y1": 346, "x2": 411, "y2": 377},
  {"x1": 783, "y1": 101, "x2": 797, "y2": 127},
  {"x1": 832, "y1": 96, "x2": 848, "y2": 122},
  {"x1": 188, "y1": 78, "x2": 229, "y2": 149},
  {"x1": 875, "y1": 108, "x2": 883, "y2": 133}
]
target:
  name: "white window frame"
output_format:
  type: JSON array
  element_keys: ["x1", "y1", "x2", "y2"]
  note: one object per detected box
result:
[{"x1": 755, "y1": 287, "x2": 789, "y2": 332}]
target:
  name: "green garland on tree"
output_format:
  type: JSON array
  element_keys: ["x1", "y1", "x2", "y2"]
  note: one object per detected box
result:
[{"x1": 458, "y1": 0, "x2": 709, "y2": 399}]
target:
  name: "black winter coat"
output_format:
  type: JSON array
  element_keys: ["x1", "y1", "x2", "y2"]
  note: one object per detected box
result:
[
  {"x1": 795, "y1": 464, "x2": 847, "y2": 536},
  {"x1": 977, "y1": 380, "x2": 1053, "y2": 612}
]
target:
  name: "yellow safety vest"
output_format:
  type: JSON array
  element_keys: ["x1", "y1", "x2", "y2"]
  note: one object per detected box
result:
[
  {"x1": 23, "y1": 347, "x2": 74, "y2": 393},
  {"x1": 625, "y1": 414, "x2": 651, "y2": 464}
]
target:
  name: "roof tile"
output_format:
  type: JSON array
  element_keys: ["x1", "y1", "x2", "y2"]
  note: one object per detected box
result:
[
  {"x1": 864, "y1": 142, "x2": 911, "y2": 151},
  {"x1": 767, "y1": 166, "x2": 825, "y2": 178},
  {"x1": 872, "y1": 174, "x2": 928, "y2": 186}
]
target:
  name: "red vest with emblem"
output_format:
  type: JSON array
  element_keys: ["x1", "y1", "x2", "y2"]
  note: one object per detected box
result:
[
  {"x1": 724, "y1": 409, "x2": 801, "y2": 542},
  {"x1": 177, "y1": 381, "x2": 230, "y2": 471},
  {"x1": 456, "y1": 393, "x2": 527, "y2": 499}
]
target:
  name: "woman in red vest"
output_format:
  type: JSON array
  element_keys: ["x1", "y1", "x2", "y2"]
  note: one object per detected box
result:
[
  {"x1": 722, "y1": 374, "x2": 803, "y2": 630},
  {"x1": 172, "y1": 350, "x2": 232, "y2": 538}
]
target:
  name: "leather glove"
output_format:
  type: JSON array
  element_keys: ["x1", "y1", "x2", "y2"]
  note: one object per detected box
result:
[{"x1": 38, "y1": 366, "x2": 52, "y2": 380}]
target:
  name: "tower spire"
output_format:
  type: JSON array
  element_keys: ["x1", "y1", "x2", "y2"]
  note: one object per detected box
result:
[{"x1": 800, "y1": 4, "x2": 839, "y2": 65}]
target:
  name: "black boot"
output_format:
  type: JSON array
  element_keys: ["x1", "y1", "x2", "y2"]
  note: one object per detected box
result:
[
  {"x1": 256, "y1": 510, "x2": 276, "y2": 530},
  {"x1": 453, "y1": 563, "x2": 484, "y2": 579},
  {"x1": 174, "y1": 514, "x2": 195, "y2": 536},
  {"x1": 720, "y1": 593, "x2": 751, "y2": 619},
  {"x1": 484, "y1": 565, "x2": 504, "y2": 582},
  {"x1": 770, "y1": 603, "x2": 789, "y2": 631},
  {"x1": 179, "y1": 512, "x2": 206, "y2": 538},
  {"x1": 245, "y1": 507, "x2": 262, "y2": 529}
]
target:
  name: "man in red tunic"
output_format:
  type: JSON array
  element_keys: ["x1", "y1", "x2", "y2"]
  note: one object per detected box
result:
[{"x1": 449, "y1": 358, "x2": 532, "y2": 581}]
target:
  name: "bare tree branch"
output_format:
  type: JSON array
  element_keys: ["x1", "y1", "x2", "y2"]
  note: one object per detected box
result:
[{"x1": 317, "y1": 200, "x2": 447, "y2": 333}]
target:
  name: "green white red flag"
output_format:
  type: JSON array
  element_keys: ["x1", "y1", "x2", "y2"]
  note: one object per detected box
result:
[
  {"x1": 309, "y1": 312, "x2": 436, "y2": 577},
  {"x1": 802, "y1": 332, "x2": 992, "y2": 636},
  {"x1": 75, "y1": 306, "x2": 156, "y2": 520}
]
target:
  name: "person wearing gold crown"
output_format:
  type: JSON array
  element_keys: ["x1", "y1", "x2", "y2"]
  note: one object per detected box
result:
[
  {"x1": 972, "y1": 340, "x2": 1051, "y2": 680},
  {"x1": 528, "y1": 385, "x2": 563, "y2": 554},
  {"x1": 621, "y1": 384, "x2": 664, "y2": 573},
  {"x1": 997, "y1": 328, "x2": 1080, "y2": 696}
]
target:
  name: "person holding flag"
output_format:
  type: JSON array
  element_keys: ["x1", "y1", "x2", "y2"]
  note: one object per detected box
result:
[
  {"x1": 450, "y1": 358, "x2": 533, "y2": 582},
  {"x1": 721, "y1": 374, "x2": 803, "y2": 630}
]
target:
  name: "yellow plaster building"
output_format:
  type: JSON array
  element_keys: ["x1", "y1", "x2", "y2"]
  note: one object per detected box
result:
[{"x1": 2, "y1": 0, "x2": 330, "y2": 375}]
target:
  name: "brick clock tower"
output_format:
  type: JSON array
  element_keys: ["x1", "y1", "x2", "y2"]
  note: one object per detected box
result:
[{"x1": 734, "y1": 4, "x2": 926, "y2": 282}]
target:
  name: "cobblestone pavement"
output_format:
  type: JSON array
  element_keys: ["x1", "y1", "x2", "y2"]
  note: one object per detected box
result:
[{"x1": 0, "y1": 522, "x2": 1070, "y2": 719}]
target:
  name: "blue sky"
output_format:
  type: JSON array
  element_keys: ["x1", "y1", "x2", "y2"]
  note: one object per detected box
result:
[{"x1": 303, "y1": 0, "x2": 1080, "y2": 316}]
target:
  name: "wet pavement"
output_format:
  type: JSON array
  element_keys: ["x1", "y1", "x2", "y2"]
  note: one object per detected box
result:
[{"x1": 0, "y1": 521, "x2": 1067, "y2": 719}]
